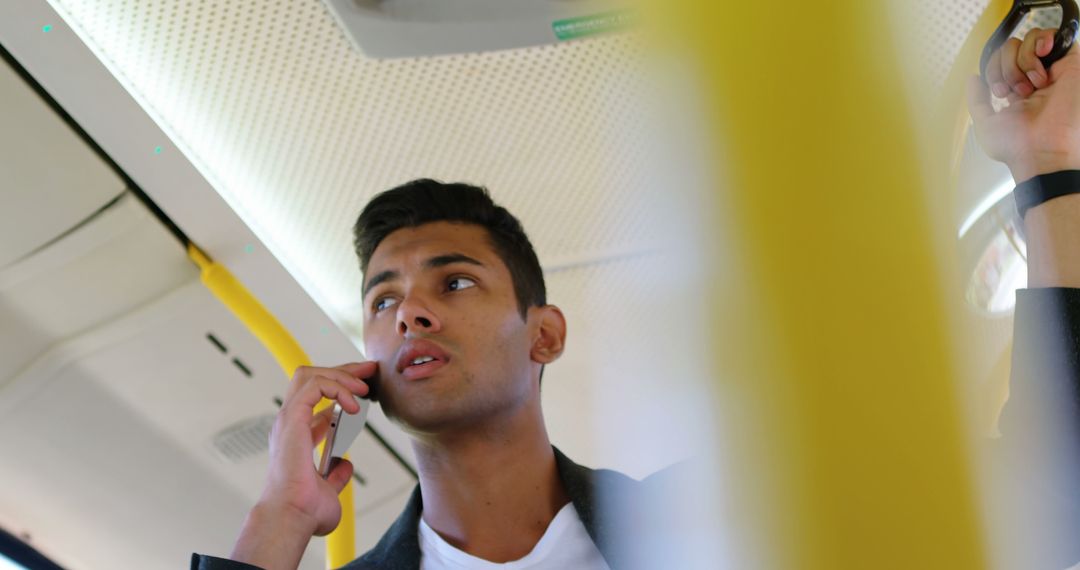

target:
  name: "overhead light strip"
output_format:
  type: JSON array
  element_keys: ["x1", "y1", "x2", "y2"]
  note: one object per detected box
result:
[{"x1": 958, "y1": 179, "x2": 1014, "y2": 239}]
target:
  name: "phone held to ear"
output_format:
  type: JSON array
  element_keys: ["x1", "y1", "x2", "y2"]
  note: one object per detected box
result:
[{"x1": 318, "y1": 395, "x2": 370, "y2": 479}]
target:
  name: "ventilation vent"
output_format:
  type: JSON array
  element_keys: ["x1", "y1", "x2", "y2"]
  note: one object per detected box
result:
[
  {"x1": 211, "y1": 414, "x2": 275, "y2": 463},
  {"x1": 322, "y1": 0, "x2": 631, "y2": 58}
]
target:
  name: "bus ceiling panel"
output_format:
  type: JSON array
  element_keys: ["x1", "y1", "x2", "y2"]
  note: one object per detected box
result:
[
  {"x1": 0, "y1": 278, "x2": 414, "y2": 569},
  {"x1": 0, "y1": 47, "x2": 125, "y2": 271},
  {"x1": 0, "y1": 361, "x2": 305, "y2": 570},
  {"x1": 0, "y1": 1, "x2": 416, "y2": 467},
  {"x1": 0, "y1": 195, "x2": 196, "y2": 390},
  {"x1": 66, "y1": 281, "x2": 416, "y2": 513},
  {"x1": 1, "y1": 0, "x2": 670, "y2": 354}
]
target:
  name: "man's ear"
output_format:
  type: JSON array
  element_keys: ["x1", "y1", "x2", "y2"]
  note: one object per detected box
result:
[{"x1": 530, "y1": 305, "x2": 566, "y2": 364}]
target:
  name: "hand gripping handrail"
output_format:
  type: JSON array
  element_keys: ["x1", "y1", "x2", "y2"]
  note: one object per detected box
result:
[{"x1": 979, "y1": 0, "x2": 1080, "y2": 79}]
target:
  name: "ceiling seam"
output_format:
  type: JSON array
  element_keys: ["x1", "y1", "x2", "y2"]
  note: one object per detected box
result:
[
  {"x1": 0, "y1": 40, "x2": 191, "y2": 252},
  {"x1": 542, "y1": 246, "x2": 663, "y2": 274},
  {"x1": 0, "y1": 190, "x2": 129, "y2": 273}
]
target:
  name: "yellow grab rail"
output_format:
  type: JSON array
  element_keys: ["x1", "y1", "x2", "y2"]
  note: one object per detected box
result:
[{"x1": 187, "y1": 244, "x2": 355, "y2": 568}]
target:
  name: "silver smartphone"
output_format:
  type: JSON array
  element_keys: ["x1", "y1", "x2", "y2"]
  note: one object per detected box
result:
[{"x1": 317, "y1": 396, "x2": 369, "y2": 478}]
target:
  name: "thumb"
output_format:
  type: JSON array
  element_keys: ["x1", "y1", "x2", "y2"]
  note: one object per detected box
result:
[
  {"x1": 325, "y1": 457, "x2": 354, "y2": 493},
  {"x1": 1036, "y1": 28, "x2": 1057, "y2": 58}
]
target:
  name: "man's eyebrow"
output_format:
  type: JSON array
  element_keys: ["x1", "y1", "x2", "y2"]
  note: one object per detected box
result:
[
  {"x1": 362, "y1": 254, "x2": 484, "y2": 298},
  {"x1": 425, "y1": 253, "x2": 485, "y2": 269},
  {"x1": 363, "y1": 269, "x2": 399, "y2": 298}
]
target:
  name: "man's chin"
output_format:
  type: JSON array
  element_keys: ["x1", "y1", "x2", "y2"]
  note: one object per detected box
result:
[{"x1": 382, "y1": 399, "x2": 487, "y2": 438}]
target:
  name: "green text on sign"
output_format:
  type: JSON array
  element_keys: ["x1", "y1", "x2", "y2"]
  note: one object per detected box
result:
[{"x1": 552, "y1": 10, "x2": 635, "y2": 41}]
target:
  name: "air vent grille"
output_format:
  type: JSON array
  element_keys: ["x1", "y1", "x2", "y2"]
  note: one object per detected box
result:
[{"x1": 211, "y1": 414, "x2": 275, "y2": 463}]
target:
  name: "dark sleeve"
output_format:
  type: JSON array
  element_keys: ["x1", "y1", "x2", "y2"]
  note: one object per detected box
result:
[
  {"x1": 992, "y1": 287, "x2": 1080, "y2": 569},
  {"x1": 1002, "y1": 287, "x2": 1080, "y2": 440},
  {"x1": 190, "y1": 553, "x2": 264, "y2": 570}
]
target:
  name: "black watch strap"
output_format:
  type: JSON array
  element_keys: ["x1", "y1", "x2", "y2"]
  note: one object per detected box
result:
[{"x1": 1015, "y1": 170, "x2": 1080, "y2": 220}]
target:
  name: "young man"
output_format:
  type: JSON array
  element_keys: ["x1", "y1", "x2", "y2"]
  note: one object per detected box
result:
[
  {"x1": 194, "y1": 30, "x2": 1080, "y2": 569},
  {"x1": 195, "y1": 180, "x2": 645, "y2": 570}
]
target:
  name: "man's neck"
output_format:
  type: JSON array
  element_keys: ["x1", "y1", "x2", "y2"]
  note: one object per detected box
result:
[{"x1": 411, "y1": 411, "x2": 570, "y2": 563}]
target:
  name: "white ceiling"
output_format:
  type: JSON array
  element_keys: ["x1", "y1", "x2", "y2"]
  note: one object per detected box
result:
[
  {"x1": 0, "y1": 55, "x2": 122, "y2": 270},
  {"x1": 40, "y1": 0, "x2": 669, "y2": 341}
]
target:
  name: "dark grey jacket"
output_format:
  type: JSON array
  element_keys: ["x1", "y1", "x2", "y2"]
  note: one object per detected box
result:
[{"x1": 192, "y1": 447, "x2": 651, "y2": 570}]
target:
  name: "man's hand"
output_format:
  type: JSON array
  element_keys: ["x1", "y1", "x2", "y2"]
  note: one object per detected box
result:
[
  {"x1": 230, "y1": 362, "x2": 374, "y2": 570},
  {"x1": 969, "y1": 28, "x2": 1080, "y2": 289},
  {"x1": 968, "y1": 28, "x2": 1080, "y2": 182}
]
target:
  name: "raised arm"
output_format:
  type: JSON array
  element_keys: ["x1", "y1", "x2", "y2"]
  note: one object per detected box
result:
[
  {"x1": 968, "y1": 29, "x2": 1080, "y2": 569},
  {"x1": 193, "y1": 363, "x2": 373, "y2": 570},
  {"x1": 968, "y1": 28, "x2": 1080, "y2": 284}
]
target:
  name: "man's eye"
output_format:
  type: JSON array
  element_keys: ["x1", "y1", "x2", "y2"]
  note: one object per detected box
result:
[
  {"x1": 374, "y1": 297, "x2": 399, "y2": 312},
  {"x1": 447, "y1": 277, "x2": 477, "y2": 291}
]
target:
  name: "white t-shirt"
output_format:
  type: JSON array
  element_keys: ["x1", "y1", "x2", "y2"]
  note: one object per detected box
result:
[{"x1": 418, "y1": 502, "x2": 611, "y2": 570}]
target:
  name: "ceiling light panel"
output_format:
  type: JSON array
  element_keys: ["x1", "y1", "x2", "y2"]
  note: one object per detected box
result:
[{"x1": 47, "y1": 0, "x2": 663, "y2": 340}]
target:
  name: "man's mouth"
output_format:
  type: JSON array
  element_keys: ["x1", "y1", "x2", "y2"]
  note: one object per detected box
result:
[
  {"x1": 395, "y1": 339, "x2": 451, "y2": 380},
  {"x1": 400, "y1": 354, "x2": 447, "y2": 381}
]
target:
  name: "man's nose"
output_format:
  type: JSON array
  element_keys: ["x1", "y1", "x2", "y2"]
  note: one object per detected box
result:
[{"x1": 396, "y1": 296, "x2": 441, "y2": 336}]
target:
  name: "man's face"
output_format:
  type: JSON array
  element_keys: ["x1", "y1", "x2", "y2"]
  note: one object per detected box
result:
[{"x1": 361, "y1": 221, "x2": 539, "y2": 434}]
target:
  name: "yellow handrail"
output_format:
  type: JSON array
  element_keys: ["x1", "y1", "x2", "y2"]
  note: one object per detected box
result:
[{"x1": 187, "y1": 243, "x2": 355, "y2": 569}]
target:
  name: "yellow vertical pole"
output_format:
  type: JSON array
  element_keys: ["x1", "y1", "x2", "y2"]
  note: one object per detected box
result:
[
  {"x1": 651, "y1": 1, "x2": 987, "y2": 567},
  {"x1": 940, "y1": 0, "x2": 1014, "y2": 435},
  {"x1": 188, "y1": 245, "x2": 356, "y2": 569}
]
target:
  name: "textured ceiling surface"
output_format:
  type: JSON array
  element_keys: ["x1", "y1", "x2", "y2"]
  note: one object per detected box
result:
[
  {"x1": 913, "y1": 0, "x2": 992, "y2": 87},
  {"x1": 912, "y1": 0, "x2": 1062, "y2": 88},
  {"x1": 46, "y1": 0, "x2": 1046, "y2": 337},
  {"x1": 48, "y1": 0, "x2": 666, "y2": 341}
]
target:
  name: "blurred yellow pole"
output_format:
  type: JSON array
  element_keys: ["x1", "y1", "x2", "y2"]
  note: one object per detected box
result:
[
  {"x1": 188, "y1": 244, "x2": 356, "y2": 569},
  {"x1": 940, "y1": 0, "x2": 1015, "y2": 436},
  {"x1": 651, "y1": 1, "x2": 987, "y2": 567}
]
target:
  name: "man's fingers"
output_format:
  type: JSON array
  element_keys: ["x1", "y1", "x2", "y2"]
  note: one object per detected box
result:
[
  {"x1": 1034, "y1": 27, "x2": 1055, "y2": 58},
  {"x1": 285, "y1": 364, "x2": 371, "y2": 401},
  {"x1": 1018, "y1": 28, "x2": 1055, "y2": 88},
  {"x1": 967, "y1": 75, "x2": 995, "y2": 122},
  {"x1": 281, "y1": 376, "x2": 362, "y2": 426},
  {"x1": 1001, "y1": 37, "x2": 1035, "y2": 97},
  {"x1": 336, "y1": 361, "x2": 377, "y2": 380},
  {"x1": 986, "y1": 48, "x2": 1009, "y2": 97}
]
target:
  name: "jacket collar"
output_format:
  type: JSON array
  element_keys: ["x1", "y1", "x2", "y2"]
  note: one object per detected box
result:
[{"x1": 352, "y1": 446, "x2": 634, "y2": 569}]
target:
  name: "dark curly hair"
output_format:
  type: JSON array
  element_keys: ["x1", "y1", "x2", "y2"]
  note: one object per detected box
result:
[{"x1": 353, "y1": 179, "x2": 546, "y2": 318}]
